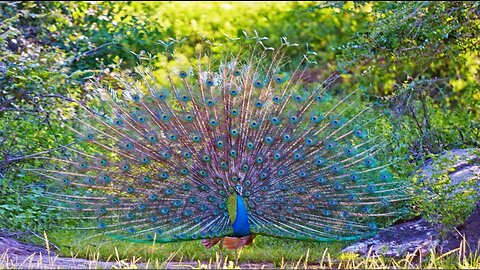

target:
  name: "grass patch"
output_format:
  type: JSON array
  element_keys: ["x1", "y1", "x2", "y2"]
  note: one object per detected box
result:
[{"x1": 47, "y1": 229, "x2": 346, "y2": 265}]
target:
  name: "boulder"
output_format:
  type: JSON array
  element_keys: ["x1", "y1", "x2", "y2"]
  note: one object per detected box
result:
[
  {"x1": 342, "y1": 148, "x2": 480, "y2": 257},
  {"x1": 341, "y1": 218, "x2": 439, "y2": 257},
  {"x1": 418, "y1": 148, "x2": 480, "y2": 190}
]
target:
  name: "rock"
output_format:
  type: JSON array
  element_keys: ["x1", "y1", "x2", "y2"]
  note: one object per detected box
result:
[
  {"x1": 440, "y1": 201, "x2": 480, "y2": 254},
  {"x1": 342, "y1": 203, "x2": 480, "y2": 257},
  {"x1": 0, "y1": 230, "x2": 52, "y2": 257},
  {"x1": 342, "y1": 148, "x2": 480, "y2": 257},
  {"x1": 419, "y1": 148, "x2": 480, "y2": 254},
  {"x1": 341, "y1": 218, "x2": 439, "y2": 257},
  {"x1": 418, "y1": 148, "x2": 480, "y2": 191}
]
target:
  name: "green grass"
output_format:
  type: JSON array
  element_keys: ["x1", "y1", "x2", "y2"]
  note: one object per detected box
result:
[{"x1": 46, "y1": 229, "x2": 347, "y2": 265}]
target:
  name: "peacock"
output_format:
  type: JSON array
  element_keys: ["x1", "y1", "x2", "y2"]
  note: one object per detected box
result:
[{"x1": 26, "y1": 34, "x2": 409, "y2": 261}]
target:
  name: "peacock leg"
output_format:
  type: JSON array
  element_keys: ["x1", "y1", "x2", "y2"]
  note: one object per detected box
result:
[{"x1": 234, "y1": 247, "x2": 240, "y2": 267}]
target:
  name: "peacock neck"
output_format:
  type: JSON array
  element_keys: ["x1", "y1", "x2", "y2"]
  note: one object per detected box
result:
[{"x1": 232, "y1": 194, "x2": 251, "y2": 237}]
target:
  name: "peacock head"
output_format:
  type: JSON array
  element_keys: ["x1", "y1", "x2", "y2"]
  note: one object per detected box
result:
[{"x1": 234, "y1": 184, "x2": 243, "y2": 196}]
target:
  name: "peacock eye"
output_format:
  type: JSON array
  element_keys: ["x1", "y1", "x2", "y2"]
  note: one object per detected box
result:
[{"x1": 179, "y1": 71, "x2": 187, "y2": 78}]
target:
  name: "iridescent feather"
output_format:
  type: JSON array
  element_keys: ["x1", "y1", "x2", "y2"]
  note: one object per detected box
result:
[{"x1": 27, "y1": 35, "x2": 410, "y2": 248}]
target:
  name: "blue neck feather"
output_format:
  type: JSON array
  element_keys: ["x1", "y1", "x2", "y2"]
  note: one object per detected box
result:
[{"x1": 232, "y1": 194, "x2": 251, "y2": 237}]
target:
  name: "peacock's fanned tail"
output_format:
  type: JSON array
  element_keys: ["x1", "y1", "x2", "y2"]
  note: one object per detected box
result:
[{"x1": 28, "y1": 37, "x2": 409, "y2": 244}]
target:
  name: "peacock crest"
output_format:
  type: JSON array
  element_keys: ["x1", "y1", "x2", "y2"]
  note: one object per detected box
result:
[{"x1": 26, "y1": 34, "x2": 410, "y2": 247}]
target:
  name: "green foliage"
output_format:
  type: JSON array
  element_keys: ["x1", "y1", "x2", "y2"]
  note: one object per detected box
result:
[
  {"x1": 415, "y1": 174, "x2": 478, "y2": 237},
  {"x1": 411, "y1": 150, "x2": 480, "y2": 237},
  {"x1": 336, "y1": 1, "x2": 479, "y2": 159}
]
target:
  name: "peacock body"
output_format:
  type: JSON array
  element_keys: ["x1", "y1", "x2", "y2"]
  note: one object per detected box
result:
[{"x1": 28, "y1": 35, "x2": 409, "y2": 251}]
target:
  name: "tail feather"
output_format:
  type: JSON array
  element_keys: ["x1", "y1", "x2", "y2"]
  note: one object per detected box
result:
[{"x1": 28, "y1": 36, "x2": 410, "y2": 244}]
